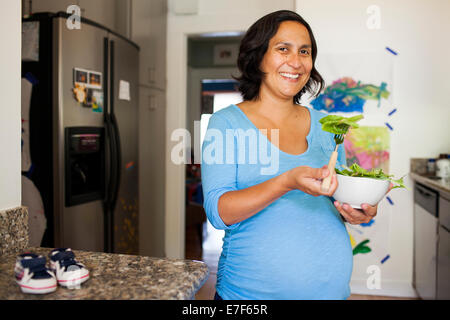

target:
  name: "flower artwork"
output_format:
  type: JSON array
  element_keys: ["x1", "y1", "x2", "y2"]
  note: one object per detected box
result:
[
  {"x1": 310, "y1": 77, "x2": 390, "y2": 113},
  {"x1": 344, "y1": 126, "x2": 390, "y2": 176},
  {"x1": 339, "y1": 127, "x2": 400, "y2": 259},
  {"x1": 310, "y1": 52, "x2": 396, "y2": 270}
]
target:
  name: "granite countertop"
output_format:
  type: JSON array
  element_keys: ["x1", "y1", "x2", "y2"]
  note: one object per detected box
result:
[{"x1": 0, "y1": 247, "x2": 209, "y2": 300}]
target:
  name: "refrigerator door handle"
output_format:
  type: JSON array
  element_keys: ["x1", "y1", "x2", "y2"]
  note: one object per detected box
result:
[
  {"x1": 109, "y1": 39, "x2": 122, "y2": 216},
  {"x1": 105, "y1": 115, "x2": 116, "y2": 206},
  {"x1": 104, "y1": 115, "x2": 116, "y2": 253},
  {"x1": 111, "y1": 113, "x2": 122, "y2": 213},
  {"x1": 103, "y1": 37, "x2": 110, "y2": 207},
  {"x1": 103, "y1": 37, "x2": 116, "y2": 253}
]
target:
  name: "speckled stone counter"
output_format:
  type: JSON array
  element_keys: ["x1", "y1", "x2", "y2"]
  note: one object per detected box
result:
[
  {"x1": 0, "y1": 247, "x2": 209, "y2": 300},
  {"x1": 0, "y1": 206, "x2": 29, "y2": 256}
]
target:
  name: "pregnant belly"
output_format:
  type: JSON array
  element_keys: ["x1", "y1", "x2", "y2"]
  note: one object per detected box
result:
[{"x1": 220, "y1": 200, "x2": 353, "y2": 299}]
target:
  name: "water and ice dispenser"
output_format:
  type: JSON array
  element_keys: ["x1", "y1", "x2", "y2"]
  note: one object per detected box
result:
[{"x1": 65, "y1": 127, "x2": 104, "y2": 207}]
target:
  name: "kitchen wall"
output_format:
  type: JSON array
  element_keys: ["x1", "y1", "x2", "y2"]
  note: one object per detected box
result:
[
  {"x1": 31, "y1": 0, "x2": 128, "y2": 37},
  {"x1": 165, "y1": 0, "x2": 296, "y2": 258},
  {"x1": 296, "y1": 0, "x2": 450, "y2": 296},
  {"x1": 0, "y1": 1, "x2": 21, "y2": 210}
]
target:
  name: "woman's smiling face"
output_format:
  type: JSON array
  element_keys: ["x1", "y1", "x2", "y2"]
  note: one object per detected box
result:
[{"x1": 259, "y1": 20, "x2": 313, "y2": 102}]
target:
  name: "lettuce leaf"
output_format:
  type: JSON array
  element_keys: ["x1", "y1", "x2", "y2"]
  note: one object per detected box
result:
[
  {"x1": 335, "y1": 163, "x2": 407, "y2": 189},
  {"x1": 319, "y1": 114, "x2": 364, "y2": 135}
]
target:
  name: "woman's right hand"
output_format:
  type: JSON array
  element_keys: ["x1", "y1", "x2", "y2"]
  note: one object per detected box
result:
[
  {"x1": 282, "y1": 165, "x2": 338, "y2": 197},
  {"x1": 216, "y1": 165, "x2": 337, "y2": 226}
]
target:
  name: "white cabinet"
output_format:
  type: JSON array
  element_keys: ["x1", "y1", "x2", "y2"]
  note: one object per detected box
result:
[
  {"x1": 437, "y1": 195, "x2": 450, "y2": 300},
  {"x1": 413, "y1": 183, "x2": 439, "y2": 300},
  {"x1": 438, "y1": 225, "x2": 450, "y2": 300},
  {"x1": 413, "y1": 182, "x2": 450, "y2": 300},
  {"x1": 131, "y1": 0, "x2": 167, "y2": 90},
  {"x1": 414, "y1": 203, "x2": 438, "y2": 299},
  {"x1": 131, "y1": 0, "x2": 167, "y2": 257},
  {"x1": 138, "y1": 86, "x2": 166, "y2": 257}
]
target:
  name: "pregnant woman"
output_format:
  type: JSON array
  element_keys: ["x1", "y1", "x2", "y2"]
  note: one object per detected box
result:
[{"x1": 201, "y1": 10, "x2": 384, "y2": 300}]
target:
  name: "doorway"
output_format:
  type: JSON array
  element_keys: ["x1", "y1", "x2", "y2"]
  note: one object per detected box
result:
[
  {"x1": 185, "y1": 79, "x2": 243, "y2": 261},
  {"x1": 184, "y1": 35, "x2": 243, "y2": 264}
]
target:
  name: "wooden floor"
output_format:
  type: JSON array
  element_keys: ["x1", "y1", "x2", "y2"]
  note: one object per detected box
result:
[{"x1": 186, "y1": 226, "x2": 419, "y2": 300}]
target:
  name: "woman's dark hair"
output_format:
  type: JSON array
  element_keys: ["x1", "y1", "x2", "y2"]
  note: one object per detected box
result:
[{"x1": 234, "y1": 10, "x2": 324, "y2": 104}]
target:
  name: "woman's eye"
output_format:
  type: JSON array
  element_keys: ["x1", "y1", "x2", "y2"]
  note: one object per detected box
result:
[
  {"x1": 278, "y1": 47, "x2": 288, "y2": 52},
  {"x1": 300, "y1": 49, "x2": 310, "y2": 55}
]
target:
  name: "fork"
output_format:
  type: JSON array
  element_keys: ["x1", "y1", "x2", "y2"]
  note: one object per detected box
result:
[{"x1": 321, "y1": 133, "x2": 344, "y2": 192}]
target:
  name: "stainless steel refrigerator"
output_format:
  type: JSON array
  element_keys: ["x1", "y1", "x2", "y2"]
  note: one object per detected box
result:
[{"x1": 22, "y1": 12, "x2": 139, "y2": 254}]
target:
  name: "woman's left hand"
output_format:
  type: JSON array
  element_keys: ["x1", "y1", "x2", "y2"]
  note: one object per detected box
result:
[{"x1": 333, "y1": 183, "x2": 394, "y2": 225}]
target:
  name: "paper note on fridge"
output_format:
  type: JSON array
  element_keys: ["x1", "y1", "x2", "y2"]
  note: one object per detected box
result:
[
  {"x1": 22, "y1": 21, "x2": 40, "y2": 62},
  {"x1": 119, "y1": 80, "x2": 131, "y2": 101}
]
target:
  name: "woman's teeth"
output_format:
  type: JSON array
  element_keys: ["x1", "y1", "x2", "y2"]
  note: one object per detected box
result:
[{"x1": 280, "y1": 72, "x2": 299, "y2": 79}]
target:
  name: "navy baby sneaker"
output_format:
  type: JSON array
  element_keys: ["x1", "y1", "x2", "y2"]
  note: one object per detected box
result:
[
  {"x1": 49, "y1": 248, "x2": 89, "y2": 288},
  {"x1": 14, "y1": 253, "x2": 57, "y2": 294}
]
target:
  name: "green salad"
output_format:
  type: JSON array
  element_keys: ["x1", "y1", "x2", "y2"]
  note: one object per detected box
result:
[
  {"x1": 319, "y1": 114, "x2": 406, "y2": 189},
  {"x1": 335, "y1": 163, "x2": 406, "y2": 189},
  {"x1": 319, "y1": 114, "x2": 364, "y2": 135}
]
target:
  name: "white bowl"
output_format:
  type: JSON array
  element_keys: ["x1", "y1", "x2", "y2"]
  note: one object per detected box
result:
[{"x1": 332, "y1": 174, "x2": 390, "y2": 209}]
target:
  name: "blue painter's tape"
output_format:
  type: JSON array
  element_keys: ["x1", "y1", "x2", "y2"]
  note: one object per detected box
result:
[
  {"x1": 361, "y1": 220, "x2": 375, "y2": 227},
  {"x1": 381, "y1": 254, "x2": 390, "y2": 264},
  {"x1": 385, "y1": 122, "x2": 393, "y2": 131},
  {"x1": 388, "y1": 108, "x2": 397, "y2": 116},
  {"x1": 386, "y1": 196, "x2": 394, "y2": 205},
  {"x1": 386, "y1": 47, "x2": 398, "y2": 55}
]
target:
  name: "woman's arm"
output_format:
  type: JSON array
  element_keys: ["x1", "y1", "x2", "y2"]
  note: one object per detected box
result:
[
  {"x1": 201, "y1": 112, "x2": 338, "y2": 229},
  {"x1": 218, "y1": 165, "x2": 337, "y2": 226}
]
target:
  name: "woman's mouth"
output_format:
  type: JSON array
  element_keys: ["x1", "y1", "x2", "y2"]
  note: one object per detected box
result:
[{"x1": 279, "y1": 72, "x2": 300, "y2": 80}]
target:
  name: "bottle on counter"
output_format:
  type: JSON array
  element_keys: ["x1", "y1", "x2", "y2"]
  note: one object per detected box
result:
[
  {"x1": 427, "y1": 158, "x2": 436, "y2": 175},
  {"x1": 436, "y1": 154, "x2": 450, "y2": 179}
]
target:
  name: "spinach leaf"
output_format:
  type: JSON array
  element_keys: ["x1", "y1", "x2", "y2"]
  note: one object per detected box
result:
[
  {"x1": 319, "y1": 114, "x2": 364, "y2": 135},
  {"x1": 335, "y1": 163, "x2": 407, "y2": 189}
]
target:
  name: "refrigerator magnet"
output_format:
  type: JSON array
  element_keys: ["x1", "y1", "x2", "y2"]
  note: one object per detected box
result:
[
  {"x1": 74, "y1": 68, "x2": 89, "y2": 86},
  {"x1": 125, "y1": 161, "x2": 135, "y2": 170},
  {"x1": 91, "y1": 90, "x2": 103, "y2": 113},
  {"x1": 73, "y1": 68, "x2": 102, "y2": 90},
  {"x1": 85, "y1": 88, "x2": 94, "y2": 106},
  {"x1": 73, "y1": 83, "x2": 87, "y2": 104},
  {"x1": 88, "y1": 71, "x2": 102, "y2": 89}
]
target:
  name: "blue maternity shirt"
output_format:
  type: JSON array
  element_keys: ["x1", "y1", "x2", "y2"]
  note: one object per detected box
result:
[{"x1": 201, "y1": 104, "x2": 353, "y2": 300}]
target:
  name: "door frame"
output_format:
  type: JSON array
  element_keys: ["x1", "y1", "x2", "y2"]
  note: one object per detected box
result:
[
  {"x1": 187, "y1": 66, "x2": 239, "y2": 137},
  {"x1": 164, "y1": 31, "x2": 242, "y2": 259}
]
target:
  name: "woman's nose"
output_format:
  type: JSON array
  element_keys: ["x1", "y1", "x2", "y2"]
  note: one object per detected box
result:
[{"x1": 286, "y1": 53, "x2": 302, "y2": 69}]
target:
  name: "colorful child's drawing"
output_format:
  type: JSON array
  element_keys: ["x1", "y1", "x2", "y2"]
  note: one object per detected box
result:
[
  {"x1": 353, "y1": 239, "x2": 372, "y2": 255},
  {"x1": 348, "y1": 232, "x2": 372, "y2": 256},
  {"x1": 310, "y1": 77, "x2": 390, "y2": 113},
  {"x1": 344, "y1": 126, "x2": 390, "y2": 259},
  {"x1": 344, "y1": 126, "x2": 390, "y2": 174}
]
